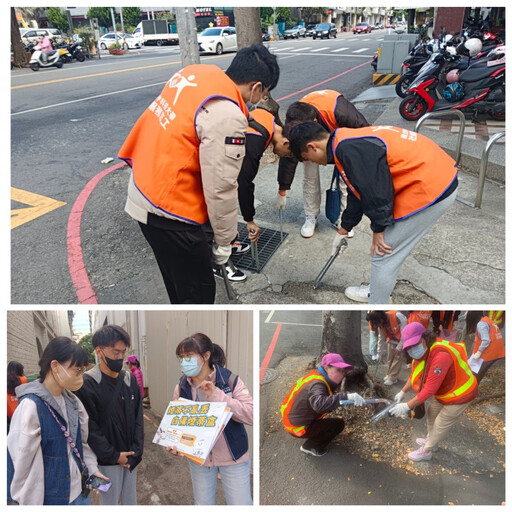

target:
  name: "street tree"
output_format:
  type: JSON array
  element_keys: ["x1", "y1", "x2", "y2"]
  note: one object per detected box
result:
[
  {"x1": 78, "y1": 333, "x2": 96, "y2": 365},
  {"x1": 87, "y1": 7, "x2": 112, "y2": 29},
  {"x1": 11, "y1": 7, "x2": 28, "y2": 68},
  {"x1": 407, "y1": 9, "x2": 416, "y2": 31},
  {"x1": 175, "y1": 7, "x2": 200, "y2": 66},
  {"x1": 301, "y1": 7, "x2": 328, "y2": 23},
  {"x1": 46, "y1": 7, "x2": 69, "y2": 33},
  {"x1": 123, "y1": 7, "x2": 142, "y2": 28}
]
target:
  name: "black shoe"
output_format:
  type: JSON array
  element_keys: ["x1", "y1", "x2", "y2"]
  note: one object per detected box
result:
[
  {"x1": 212, "y1": 264, "x2": 247, "y2": 282},
  {"x1": 300, "y1": 445, "x2": 327, "y2": 457},
  {"x1": 231, "y1": 241, "x2": 251, "y2": 255}
]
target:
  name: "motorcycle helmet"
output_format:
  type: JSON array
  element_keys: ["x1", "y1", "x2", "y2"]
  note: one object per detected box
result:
[
  {"x1": 446, "y1": 69, "x2": 460, "y2": 83},
  {"x1": 446, "y1": 46, "x2": 457, "y2": 56},
  {"x1": 443, "y1": 83, "x2": 464, "y2": 102},
  {"x1": 456, "y1": 37, "x2": 483, "y2": 57},
  {"x1": 487, "y1": 45, "x2": 506, "y2": 67}
]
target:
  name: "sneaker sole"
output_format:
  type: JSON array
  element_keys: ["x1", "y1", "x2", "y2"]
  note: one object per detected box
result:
[
  {"x1": 344, "y1": 291, "x2": 370, "y2": 303},
  {"x1": 300, "y1": 446, "x2": 326, "y2": 457},
  {"x1": 213, "y1": 272, "x2": 247, "y2": 283},
  {"x1": 416, "y1": 439, "x2": 438, "y2": 451}
]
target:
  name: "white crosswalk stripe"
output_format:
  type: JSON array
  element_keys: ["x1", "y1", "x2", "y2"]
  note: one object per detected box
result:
[
  {"x1": 353, "y1": 47, "x2": 369, "y2": 53},
  {"x1": 272, "y1": 47, "x2": 293, "y2": 52},
  {"x1": 291, "y1": 47, "x2": 311, "y2": 52},
  {"x1": 311, "y1": 47, "x2": 329, "y2": 52},
  {"x1": 332, "y1": 47, "x2": 348, "y2": 52}
]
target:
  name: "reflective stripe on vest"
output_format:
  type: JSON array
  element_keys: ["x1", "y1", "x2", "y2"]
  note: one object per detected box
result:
[
  {"x1": 385, "y1": 311, "x2": 401, "y2": 342},
  {"x1": 300, "y1": 90, "x2": 340, "y2": 131},
  {"x1": 331, "y1": 126, "x2": 458, "y2": 220},
  {"x1": 474, "y1": 316, "x2": 505, "y2": 362},
  {"x1": 489, "y1": 310, "x2": 504, "y2": 325},
  {"x1": 247, "y1": 107, "x2": 275, "y2": 149},
  {"x1": 410, "y1": 359, "x2": 425, "y2": 392},
  {"x1": 281, "y1": 369, "x2": 333, "y2": 437}
]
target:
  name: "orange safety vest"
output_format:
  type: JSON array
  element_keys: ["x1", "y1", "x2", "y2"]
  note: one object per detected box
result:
[
  {"x1": 488, "y1": 310, "x2": 504, "y2": 326},
  {"x1": 410, "y1": 339, "x2": 477, "y2": 403},
  {"x1": 439, "y1": 311, "x2": 456, "y2": 331},
  {"x1": 408, "y1": 311, "x2": 432, "y2": 329},
  {"x1": 474, "y1": 316, "x2": 505, "y2": 361},
  {"x1": 118, "y1": 65, "x2": 249, "y2": 225},
  {"x1": 384, "y1": 311, "x2": 401, "y2": 342},
  {"x1": 7, "y1": 375, "x2": 27, "y2": 419},
  {"x1": 247, "y1": 107, "x2": 275, "y2": 150},
  {"x1": 332, "y1": 127, "x2": 457, "y2": 221},
  {"x1": 300, "y1": 89, "x2": 340, "y2": 131},
  {"x1": 281, "y1": 369, "x2": 333, "y2": 437}
]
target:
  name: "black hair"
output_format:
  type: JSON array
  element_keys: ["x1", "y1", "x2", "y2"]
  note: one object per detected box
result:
[
  {"x1": 226, "y1": 44, "x2": 280, "y2": 91},
  {"x1": 176, "y1": 333, "x2": 226, "y2": 369},
  {"x1": 288, "y1": 121, "x2": 329, "y2": 161},
  {"x1": 92, "y1": 325, "x2": 131, "y2": 349},
  {"x1": 421, "y1": 330, "x2": 438, "y2": 350},
  {"x1": 285, "y1": 101, "x2": 319, "y2": 124},
  {"x1": 368, "y1": 311, "x2": 387, "y2": 331},
  {"x1": 38, "y1": 337, "x2": 89, "y2": 381},
  {"x1": 7, "y1": 361, "x2": 24, "y2": 395}
]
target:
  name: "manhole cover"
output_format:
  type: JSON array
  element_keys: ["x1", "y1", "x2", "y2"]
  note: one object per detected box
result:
[
  {"x1": 231, "y1": 222, "x2": 288, "y2": 272},
  {"x1": 260, "y1": 368, "x2": 279, "y2": 385}
]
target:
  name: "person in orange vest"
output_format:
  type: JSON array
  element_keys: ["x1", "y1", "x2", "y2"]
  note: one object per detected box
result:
[
  {"x1": 407, "y1": 311, "x2": 432, "y2": 330},
  {"x1": 390, "y1": 322, "x2": 478, "y2": 461},
  {"x1": 471, "y1": 313, "x2": 505, "y2": 383},
  {"x1": 432, "y1": 311, "x2": 460, "y2": 341},
  {"x1": 368, "y1": 311, "x2": 408, "y2": 385},
  {"x1": 280, "y1": 353, "x2": 364, "y2": 457},
  {"x1": 288, "y1": 122, "x2": 458, "y2": 304},
  {"x1": 217, "y1": 107, "x2": 292, "y2": 282},
  {"x1": 118, "y1": 44, "x2": 280, "y2": 304},
  {"x1": 7, "y1": 361, "x2": 27, "y2": 433},
  {"x1": 276, "y1": 89, "x2": 369, "y2": 238}
]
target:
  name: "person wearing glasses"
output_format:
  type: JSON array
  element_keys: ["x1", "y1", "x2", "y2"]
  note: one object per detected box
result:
[
  {"x1": 166, "y1": 333, "x2": 253, "y2": 505},
  {"x1": 7, "y1": 337, "x2": 108, "y2": 505},
  {"x1": 74, "y1": 325, "x2": 144, "y2": 505}
]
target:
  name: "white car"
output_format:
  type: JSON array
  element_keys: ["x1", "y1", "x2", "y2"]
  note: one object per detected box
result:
[
  {"x1": 197, "y1": 26, "x2": 237, "y2": 55},
  {"x1": 98, "y1": 33, "x2": 141, "y2": 50}
]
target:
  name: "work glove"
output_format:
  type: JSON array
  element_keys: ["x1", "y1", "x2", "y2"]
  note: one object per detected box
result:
[
  {"x1": 346, "y1": 392, "x2": 365, "y2": 407},
  {"x1": 212, "y1": 243, "x2": 231, "y2": 266},
  {"x1": 275, "y1": 191, "x2": 287, "y2": 210},
  {"x1": 331, "y1": 231, "x2": 352, "y2": 256},
  {"x1": 394, "y1": 390, "x2": 405, "y2": 403},
  {"x1": 389, "y1": 402, "x2": 410, "y2": 417},
  {"x1": 473, "y1": 351, "x2": 482, "y2": 360}
]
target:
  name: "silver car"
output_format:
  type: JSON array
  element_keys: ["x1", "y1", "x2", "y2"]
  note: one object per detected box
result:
[{"x1": 284, "y1": 25, "x2": 306, "y2": 39}]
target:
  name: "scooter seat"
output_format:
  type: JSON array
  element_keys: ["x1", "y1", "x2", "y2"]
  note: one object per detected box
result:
[{"x1": 458, "y1": 65, "x2": 503, "y2": 83}]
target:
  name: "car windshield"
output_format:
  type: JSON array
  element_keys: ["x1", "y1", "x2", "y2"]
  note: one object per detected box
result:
[
  {"x1": 200, "y1": 28, "x2": 222, "y2": 36},
  {"x1": 317, "y1": 24, "x2": 330, "y2": 29},
  {"x1": 292, "y1": 26, "x2": 300, "y2": 29},
  {"x1": 359, "y1": 23, "x2": 368, "y2": 26}
]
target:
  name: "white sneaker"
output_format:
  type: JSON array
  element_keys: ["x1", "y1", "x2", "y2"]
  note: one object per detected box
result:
[
  {"x1": 344, "y1": 284, "x2": 370, "y2": 303},
  {"x1": 383, "y1": 378, "x2": 397, "y2": 386},
  {"x1": 301, "y1": 215, "x2": 317, "y2": 238}
]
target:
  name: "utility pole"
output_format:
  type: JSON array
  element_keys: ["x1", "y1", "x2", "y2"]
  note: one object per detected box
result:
[
  {"x1": 175, "y1": 7, "x2": 200, "y2": 66},
  {"x1": 119, "y1": 7, "x2": 125, "y2": 34},
  {"x1": 110, "y1": 7, "x2": 117, "y2": 39}
]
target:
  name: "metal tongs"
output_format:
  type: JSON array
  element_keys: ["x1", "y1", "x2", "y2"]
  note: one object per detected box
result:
[
  {"x1": 338, "y1": 398, "x2": 394, "y2": 423},
  {"x1": 313, "y1": 238, "x2": 348, "y2": 289}
]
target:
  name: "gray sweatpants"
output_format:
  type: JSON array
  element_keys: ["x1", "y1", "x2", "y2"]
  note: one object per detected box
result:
[
  {"x1": 98, "y1": 465, "x2": 137, "y2": 505},
  {"x1": 369, "y1": 189, "x2": 457, "y2": 304}
]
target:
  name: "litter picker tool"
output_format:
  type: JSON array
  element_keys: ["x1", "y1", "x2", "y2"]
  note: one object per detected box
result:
[
  {"x1": 313, "y1": 238, "x2": 348, "y2": 289},
  {"x1": 249, "y1": 229, "x2": 260, "y2": 272},
  {"x1": 279, "y1": 209, "x2": 284, "y2": 242},
  {"x1": 221, "y1": 260, "x2": 239, "y2": 301},
  {"x1": 339, "y1": 398, "x2": 392, "y2": 406}
]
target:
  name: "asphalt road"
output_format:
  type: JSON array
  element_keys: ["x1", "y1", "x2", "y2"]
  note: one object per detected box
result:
[{"x1": 11, "y1": 32, "x2": 383, "y2": 304}]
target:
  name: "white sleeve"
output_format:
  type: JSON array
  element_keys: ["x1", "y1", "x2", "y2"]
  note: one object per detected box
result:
[
  {"x1": 77, "y1": 398, "x2": 99, "y2": 476},
  {"x1": 397, "y1": 312, "x2": 408, "y2": 330},
  {"x1": 7, "y1": 399, "x2": 45, "y2": 505}
]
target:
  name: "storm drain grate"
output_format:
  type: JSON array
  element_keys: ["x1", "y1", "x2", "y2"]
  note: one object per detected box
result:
[{"x1": 231, "y1": 222, "x2": 288, "y2": 272}]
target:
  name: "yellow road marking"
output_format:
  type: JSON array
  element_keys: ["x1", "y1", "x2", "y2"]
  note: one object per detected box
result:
[{"x1": 11, "y1": 187, "x2": 67, "y2": 229}]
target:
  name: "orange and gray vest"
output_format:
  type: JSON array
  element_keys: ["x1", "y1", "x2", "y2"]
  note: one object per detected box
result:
[
  {"x1": 332, "y1": 126, "x2": 457, "y2": 221},
  {"x1": 384, "y1": 311, "x2": 401, "y2": 342},
  {"x1": 474, "y1": 316, "x2": 505, "y2": 361},
  {"x1": 410, "y1": 339, "x2": 477, "y2": 403},
  {"x1": 118, "y1": 64, "x2": 249, "y2": 225},
  {"x1": 300, "y1": 89, "x2": 340, "y2": 130},
  {"x1": 247, "y1": 107, "x2": 275, "y2": 149},
  {"x1": 408, "y1": 311, "x2": 432, "y2": 329},
  {"x1": 281, "y1": 369, "x2": 333, "y2": 437}
]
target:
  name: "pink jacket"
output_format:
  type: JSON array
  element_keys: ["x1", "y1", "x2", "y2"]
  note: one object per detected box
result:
[
  {"x1": 173, "y1": 367, "x2": 253, "y2": 466},
  {"x1": 131, "y1": 366, "x2": 144, "y2": 398},
  {"x1": 39, "y1": 37, "x2": 53, "y2": 52}
]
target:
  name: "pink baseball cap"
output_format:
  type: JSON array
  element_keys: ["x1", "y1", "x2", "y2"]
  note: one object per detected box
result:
[
  {"x1": 401, "y1": 322, "x2": 426, "y2": 350},
  {"x1": 321, "y1": 353, "x2": 354, "y2": 371},
  {"x1": 125, "y1": 354, "x2": 138, "y2": 364}
]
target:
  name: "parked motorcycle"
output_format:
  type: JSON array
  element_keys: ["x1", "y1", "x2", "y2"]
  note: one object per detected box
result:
[
  {"x1": 29, "y1": 45, "x2": 63, "y2": 71},
  {"x1": 66, "y1": 42, "x2": 86, "y2": 62},
  {"x1": 58, "y1": 46, "x2": 72, "y2": 64}
]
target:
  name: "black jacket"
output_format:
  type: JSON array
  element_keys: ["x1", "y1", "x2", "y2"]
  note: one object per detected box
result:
[
  {"x1": 277, "y1": 95, "x2": 369, "y2": 190},
  {"x1": 74, "y1": 366, "x2": 144, "y2": 470}
]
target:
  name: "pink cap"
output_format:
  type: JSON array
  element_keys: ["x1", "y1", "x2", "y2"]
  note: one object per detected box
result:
[
  {"x1": 401, "y1": 322, "x2": 426, "y2": 350},
  {"x1": 321, "y1": 353, "x2": 354, "y2": 371},
  {"x1": 125, "y1": 354, "x2": 138, "y2": 364}
]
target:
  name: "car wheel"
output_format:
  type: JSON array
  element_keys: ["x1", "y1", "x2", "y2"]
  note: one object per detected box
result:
[
  {"x1": 156, "y1": 40, "x2": 163, "y2": 47},
  {"x1": 333, "y1": 32, "x2": 337, "y2": 38},
  {"x1": 100, "y1": 42, "x2": 107, "y2": 50},
  {"x1": 313, "y1": 35, "x2": 316, "y2": 39},
  {"x1": 216, "y1": 43, "x2": 223, "y2": 55}
]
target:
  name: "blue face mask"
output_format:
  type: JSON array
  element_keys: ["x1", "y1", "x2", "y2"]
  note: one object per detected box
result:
[
  {"x1": 180, "y1": 357, "x2": 203, "y2": 377},
  {"x1": 407, "y1": 343, "x2": 426, "y2": 360}
]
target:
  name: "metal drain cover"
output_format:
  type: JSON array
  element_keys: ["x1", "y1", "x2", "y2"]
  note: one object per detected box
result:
[
  {"x1": 260, "y1": 368, "x2": 279, "y2": 385},
  {"x1": 231, "y1": 222, "x2": 288, "y2": 272}
]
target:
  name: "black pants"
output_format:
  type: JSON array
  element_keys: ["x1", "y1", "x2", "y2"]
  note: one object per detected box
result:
[
  {"x1": 139, "y1": 216, "x2": 215, "y2": 304},
  {"x1": 474, "y1": 359, "x2": 499, "y2": 383},
  {"x1": 302, "y1": 417, "x2": 345, "y2": 451}
]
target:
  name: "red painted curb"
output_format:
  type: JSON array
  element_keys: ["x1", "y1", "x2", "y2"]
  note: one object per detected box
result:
[
  {"x1": 260, "y1": 322, "x2": 282, "y2": 384},
  {"x1": 67, "y1": 162, "x2": 126, "y2": 304}
]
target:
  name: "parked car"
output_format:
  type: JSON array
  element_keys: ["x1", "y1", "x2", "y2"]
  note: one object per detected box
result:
[
  {"x1": 313, "y1": 23, "x2": 337, "y2": 39},
  {"x1": 305, "y1": 24, "x2": 317, "y2": 37},
  {"x1": 354, "y1": 22, "x2": 372, "y2": 34},
  {"x1": 284, "y1": 25, "x2": 306, "y2": 39},
  {"x1": 373, "y1": 22, "x2": 383, "y2": 30},
  {"x1": 197, "y1": 26, "x2": 237, "y2": 54},
  {"x1": 20, "y1": 28, "x2": 64, "y2": 45},
  {"x1": 99, "y1": 33, "x2": 141, "y2": 50}
]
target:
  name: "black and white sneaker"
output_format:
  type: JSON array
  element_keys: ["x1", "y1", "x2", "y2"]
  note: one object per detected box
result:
[
  {"x1": 231, "y1": 241, "x2": 251, "y2": 255},
  {"x1": 300, "y1": 445, "x2": 327, "y2": 457},
  {"x1": 212, "y1": 263, "x2": 247, "y2": 282}
]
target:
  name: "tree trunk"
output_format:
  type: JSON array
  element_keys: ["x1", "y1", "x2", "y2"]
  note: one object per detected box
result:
[
  {"x1": 407, "y1": 9, "x2": 416, "y2": 31},
  {"x1": 11, "y1": 7, "x2": 28, "y2": 68},
  {"x1": 234, "y1": 7, "x2": 261, "y2": 49},
  {"x1": 175, "y1": 7, "x2": 200, "y2": 66}
]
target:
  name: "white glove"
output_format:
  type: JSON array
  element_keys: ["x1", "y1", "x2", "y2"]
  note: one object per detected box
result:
[
  {"x1": 331, "y1": 231, "x2": 350, "y2": 256},
  {"x1": 389, "y1": 402, "x2": 410, "y2": 417},
  {"x1": 212, "y1": 243, "x2": 231, "y2": 266},
  {"x1": 275, "y1": 191, "x2": 287, "y2": 210},
  {"x1": 394, "y1": 390, "x2": 405, "y2": 403},
  {"x1": 473, "y1": 351, "x2": 482, "y2": 360},
  {"x1": 346, "y1": 392, "x2": 365, "y2": 407}
]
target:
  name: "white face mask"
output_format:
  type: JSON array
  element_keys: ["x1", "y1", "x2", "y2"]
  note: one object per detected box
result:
[
  {"x1": 407, "y1": 343, "x2": 426, "y2": 360},
  {"x1": 246, "y1": 82, "x2": 265, "y2": 111}
]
